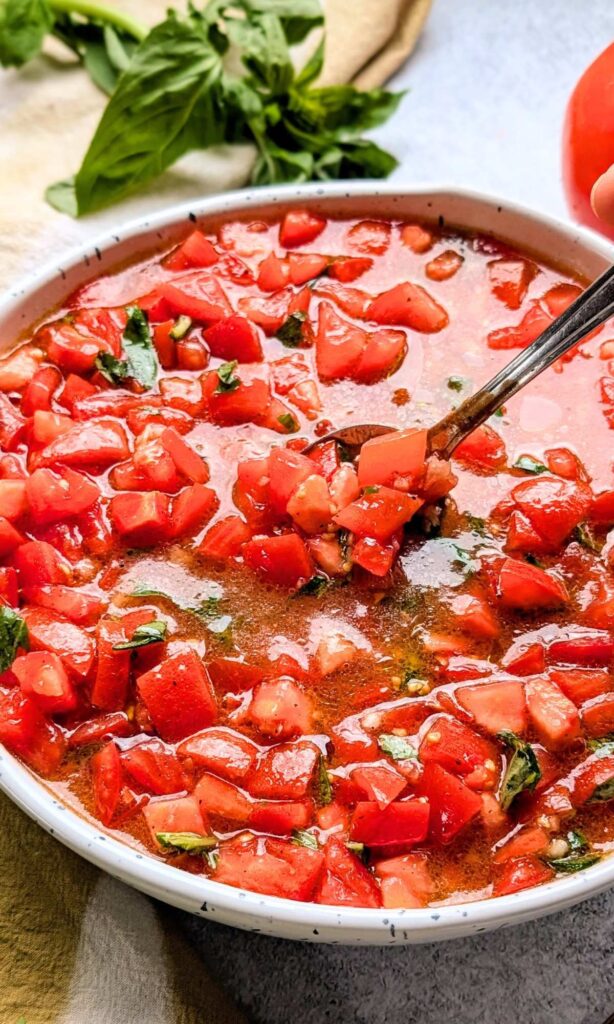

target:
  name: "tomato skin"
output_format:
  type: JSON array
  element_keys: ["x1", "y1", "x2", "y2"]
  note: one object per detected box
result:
[
  {"x1": 419, "y1": 714, "x2": 499, "y2": 784},
  {"x1": 563, "y1": 43, "x2": 614, "y2": 239},
  {"x1": 159, "y1": 274, "x2": 232, "y2": 324},
  {"x1": 68, "y1": 712, "x2": 134, "y2": 748},
  {"x1": 249, "y1": 740, "x2": 320, "y2": 799},
  {"x1": 165, "y1": 230, "x2": 218, "y2": 271},
  {"x1": 13, "y1": 540, "x2": 69, "y2": 588},
  {"x1": 315, "y1": 837, "x2": 381, "y2": 908},
  {"x1": 453, "y1": 424, "x2": 506, "y2": 471},
  {"x1": 207, "y1": 657, "x2": 265, "y2": 694},
  {"x1": 350, "y1": 799, "x2": 430, "y2": 849},
  {"x1": 36, "y1": 418, "x2": 129, "y2": 469},
  {"x1": 368, "y1": 282, "x2": 448, "y2": 333},
  {"x1": 137, "y1": 650, "x2": 217, "y2": 742},
  {"x1": 493, "y1": 855, "x2": 554, "y2": 897},
  {"x1": 21, "y1": 366, "x2": 62, "y2": 416},
  {"x1": 417, "y1": 763, "x2": 482, "y2": 845}
]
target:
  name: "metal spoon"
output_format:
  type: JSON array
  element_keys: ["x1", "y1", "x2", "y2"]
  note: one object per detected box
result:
[{"x1": 305, "y1": 262, "x2": 614, "y2": 461}]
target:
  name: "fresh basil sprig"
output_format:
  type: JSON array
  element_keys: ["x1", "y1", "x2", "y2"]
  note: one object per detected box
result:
[
  {"x1": 0, "y1": 0, "x2": 403, "y2": 216},
  {"x1": 498, "y1": 730, "x2": 541, "y2": 810}
]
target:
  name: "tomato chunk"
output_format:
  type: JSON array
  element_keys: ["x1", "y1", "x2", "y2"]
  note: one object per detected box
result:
[
  {"x1": 315, "y1": 837, "x2": 381, "y2": 908},
  {"x1": 280, "y1": 209, "x2": 326, "y2": 248},
  {"x1": 350, "y1": 799, "x2": 430, "y2": 848},
  {"x1": 334, "y1": 486, "x2": 422, "y2": 542},
  {"x1": 417, "y1": 763, "x2": 482, "y2": 844},
  {"x1": 137, "y1": 650, "x2": 217, "y2": 742},
  {"x1": 368, "y1": 282, "x2": 448, "y2": 333},
  {"x1": 357, "y1": 428, "x2": 427, "y2": 488},
  {"x1": 13, "y1": 651, "x2": 76, "y2": 715},
  {"x1": 243, "y1": 534, "x2": 314, "y2": 589},
  {"x1": 215, "y1": 835, "x2": 324, "y2": 901}
]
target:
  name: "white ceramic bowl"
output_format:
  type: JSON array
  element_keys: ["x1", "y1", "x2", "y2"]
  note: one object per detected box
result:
[{"x1": 1, "y1": 183, "x2": 613, "y2": 945}]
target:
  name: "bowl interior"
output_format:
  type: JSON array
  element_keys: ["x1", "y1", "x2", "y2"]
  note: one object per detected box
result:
[{"x1": 1, "y1": 183, "x2": 613, "y2": 945}]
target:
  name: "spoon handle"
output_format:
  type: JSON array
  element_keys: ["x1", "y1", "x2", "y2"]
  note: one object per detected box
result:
[{"x1": 428, "y1": 261, "x2": 614, "y2": 459}]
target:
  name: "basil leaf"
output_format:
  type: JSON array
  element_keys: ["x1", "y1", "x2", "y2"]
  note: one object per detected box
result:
[
  {"x1": 548, "y1": 852, "x2": 601, "y2": 873},
  {"x1": 122, "y1": 305, "x2": 158, "y2": 390},
  {"x1": 574, "y1": 522, "x2": 603, "y2": 553},
  {"x1": 498, "y1": 730, "x2": 541, "y2": 810},
  {"x1": 316, "y1": 755, "x2": 332, "y2": 805},
  {"x1": 131, "y1": 583, "x2": 174, "y2": 601},
  {"x1": 378, "y1": 734, "x2": 417, "y2": 761},
  {"x1": 294, "y1": 575, "x2": 330, "y2": 598},
  {"x1": 156, "y1": 832, "x2": 218, "y2": 854},
  {"x1": 447, "y1": 376, "x2": 465, "y2": 392},
  {"x1": 95, "y1": 352, "x2": 129, "y2": 385},
  {"x1": 215, "y1": 360, "x2": 240, "y2": 393},
  {"x1": 292, "y1": 828, "x2": 319, "y2": 850},
  {"x1": 0, "y1": 606, "x2": 29, "y2": 672},
  {"x1": 295, "y1": 38, "x2": 324, "y2": 88},
  {"x1": 50, "y1": 12, "x2": 225, "y2": 215},
  {"x1": 113, "y1": 620, "x2": 167, "y2": 650},
  {"x1": 82, "y1": 37, "x2": 120, "y2": 96},
  {"x1": 0, "y1": 0, "x2": 52, "y2": 67},
  {"x1": 276, "y1": 310, "x2": 308, "y2": 348},
  {"x1": 513, "y1": 455, "x2": 548, "y2": 474},
  {"x1": 589, "y1": 776, "x2": 614, "y2": 803},
  {"x1": 45, "y1": 177, "x2": 78, "y2": 217},
  {"x1": 245, "y1": 0, "x2": 324, "y2": 44},
  {"x1": 169, "y1": 315, "x2": 192, "y2": 341}
]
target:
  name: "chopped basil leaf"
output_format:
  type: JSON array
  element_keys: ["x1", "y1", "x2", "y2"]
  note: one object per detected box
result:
[
  {"x1": 189, "y1": 596, "x2": 221, "y2": 620},
  {"x1": 292, "y1": 828, "x2": 319, "y2": 850},
  {"x1": 493, "y1": 407, "x2": 505, "y2": 418},
  {"x1": 204, "y1": 849, "x2": 219, "y2": 871},
  {"x1": 156, "y1": 832, "x2": 218, "y2": 855},
  {"x1": 276, "y1": 311, "x2": 307, "y2": 347},
  {"x1": 447, "y1": 375, "x2": 465, "y2": 392},
  {"x1": 277, "y1": 412, "x2": 299, "y2": 433},
  {"x1": 574, "y1": 522, "x2": 603, "y2": 553},
  {"x1": 513, "y1": 455, "x2": 548, "y2": 475},
  {"x1": 215, "y1": 360, "x2": 240, "y2": 393},
  {"x1": 567, "y1": 829, "x2": 589, "y2": 854},
  {"x1": 316, "y1": 755, "x2": 332, "y2": 806},
  {"x1": 0, "y1": 606, "x2": 29, "y2": 672},
  {"x1": 378, "y1": 733, "x2": 417, "y2": 761},
  {"x1": 131, "y1": 583, "x2": 174, "y2": 600},
  {"x1": 95, "y1": 351, "x2": 129, "y2": 385},
  {"x1": 524, "y1": 553, "x2": 545, "y2": 568},
  {"x1": 465, "y1": 513, "x2": 487, "y2": 536},
  {"x1": 587, "y1": 737, "x2": 614, "y2": 753},
  {"x1": 363, "y1": 485, "x2": 380, "y2": 495},
  {"x1": 589, "y1": 776, "x2": 614, "y2": 803},
  {"x1": 294, "y1": 575, "x2": 330, "y2": 598},
  {"x1": 345, "y1": 841, "x2": 366, "y2": 857},
  {"x1": 113, "y1": 620, "x2": 167, "y2": 650},
  {"x1": 169, "y1": 315, "x2": 192, "y2": 340},
  {"x1": 122, "y1": 305, "x2": 158, "y2": 389},
  {"x1": 548, "y1": 852, "x2": 600, "y2": 873},
  {"x1": 498, "y1": 730, "x2": 541, "y2": 810}
]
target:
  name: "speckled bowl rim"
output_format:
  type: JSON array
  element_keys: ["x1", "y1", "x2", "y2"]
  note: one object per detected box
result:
[{"x1": 1, "y1": 181, "x2": 613, "y2": 945}]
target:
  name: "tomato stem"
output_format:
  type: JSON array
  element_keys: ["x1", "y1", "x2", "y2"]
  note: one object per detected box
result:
[{"x1": 48, "y1": 0, "x2": 148, "y2": 41}]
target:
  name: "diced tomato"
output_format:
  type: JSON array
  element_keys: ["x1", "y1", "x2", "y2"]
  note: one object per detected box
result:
[
  {"x1": 206, "y1": 374, "x2": 271, "y2": 427},
  {"x1": 158, "y1": 274, "x2": 232, "y2": 324},
  {"x1": 204, "y1": 315, "x2": 263, "y2": 362},
  {"x1": 159, "y1": 376, "x2": 206, "y2": 416},
  {"x1": 176, "y1": 336, "x2": 209, "y2": 371},
  {"x1": 279, "y1": 209, "x2": 326, "y2": 248},
  {"x1": 244, "y1": 533, "x2": 314, "y2": 589},
  {"x1": 127, "y1": 404, "x2": 193, "y2": 437},
  {"x1": 68, "y1": 712, "x2": 133, "y2": 748},
  {"x1": 0, "y1": 394, "x2": 26, "y2": 449},
  {"x1": 449, "y1": 593, "x2": 500, "y2": 640},
  {"x1": 178, "y1": 727, "x2": 258, "y2": 783},
  {"x1": 315, "y1": 302, "x2": 367, "y2": 382},
  {"x1": 152, "y1": 321, "x2": 176, "y2": 369},
  {"x1": 237, "y1": 292, "x2": 289, "y2": 335},
  {"x1": 350, "y1": 764, "x2": 407, "y2": 808},
  {"x1": 454, "y1": 424, "x2": 506, "y2": 471},
  {"x1": 109, "y1": 491, "x2": 171, "y2": 546},
  {"x1": 26, "y1": 467, "x2": 100, "y2": 525},
  {"x1": 328, "y1": 256, "x2": 372, "y2": 282},
  {"x1": 13, "y1": 540, "x2": 69, "y2": 588},
  {"x1": 417, "y1": 763, "x2": 482, "y2": 844},
  {"x1": 334, "y1": 486, "x2": 422, "y2": 541},
  {"x1": 545, "y1": 446, "x2": 587, "y2": 481},
  {"x1": 493, "y1": 855, "x2": 554, "y2": 897},
  {"x1": 502, "y1": 639, "x2": 546, "y2": 676},
  {"x1": 487, "y1": 258, "x2": 537, "y2": 309},
  {"x1": 493, "y1": 826, "x2": 550, "y2": 863},
  {"x1": 165, "y1": 230, "x2": 218, "y2": 270},
  {"x1": 0, "y1": 688, "x2": 65, "y2": 772},
  {"x1": 0, "y1": 566, "x2": 18, "y2": 606},
  {"x1": 287, "y1": 474, "x2": 332, "y2": 534},
  {"x1": 13, "y1": 650, "x2": 76, "y2": 715},
  {"x1": 550, "y1": 667, "x2": 611, "y2": 706},
  {"x1": 548, "y1": 630, "x2": 614, "y2": 666},
  {"x1": 315, "y1": 281, "x2": 372, "y2": 319},
  {"x1": 207, "y1": 657, "x2": 265, "y2": 694},
  {"x1": 248, "y1": 677, "x2": 313, "y2": 739},
  {"x1": 581, "y1": 692, "x2": 614, "y2": 738},
  {"x1": 71, "y1": 390, "x2": 140, "y2": 422},
  {"x1": 357, "y1": 428, "x2": 427, "y2": 488},
  {"x1": 121, "y1": 739, "x2": 188, "y2": 796},
  {"x1": 347, "y1": 220, "x2": 390, "y2": 255},
  {"x1": 249, "y1": 741, "x2": 320, "y2": 799},
  {"x1": 525, "y1": 677, "x2": 581, "y2": 749},
  {"x1": 401, "y1": 223, "x2": 433, "y2": 253},
  {"x1": 194, "y1": 772, "x2": 252, "y2": 824},
  {"x1": 375, "y1": 852, "x2": 433, "y2": 909},
  {"x1": 590, "y1": 489, "x2": 614, "y2": 525},
  {"x1": 419, "y1": 714, "x2": 499, "y2": 786},
  {"x1": 143, "y1": 794, "x2": 207, "y2": 846},
  {"x1": 172, "y1": 483, "x2": 217, "y2": 538},
  {"x1": 198, "y1": 515, "x2": 251, "y2": 560},
  {"x1": 267, "y1": 447, "x2": 316, "y2": 518},
  {"x1": 215, "y1": 835, "x2": 324, "y2": 901},
  {"x1": 313, "y1": 836, "x2": 380, "y2": 907},
  {"x1": 0, "y1": 518, "x2": 25, "y2": 557},
  {"x1": 37, "y1": 419, "x2": 129, "y2": 469},
  {"x1": 511, "y1": 476, "x2": 592, "y2": 549},
  {"x1": 257, "y1": 252, "x2": 290, "y2": 291},
  {"x1": 350, "y1": 799, "x2": 430, "y2": 848},
  {"x1": 250, "y1": 798, "x2": 313, "y2": 835},
  {"x1": 352, "y1": 535, "x2": 398, "y2": 577},
  {"x1": 368, "y1": 282, "x2": 448, "y2": 333},
  {"x1": 353, "y1": 329, "x2": 407, "y2": 384},
  {"x1": 0, "y1": 479, "x2": 27, "y2": 521},
  {"x1": 495, "y1": 557, "x2": 569, "y2": 610},
  {"x1": 137, "y1": 650, "x2": 217, "y2": 742},
  {"x1": 91, "y1": 741, "x2": 122, "y2": 825},
  {"x1": 457, "y1": 679, "x2": 527, "y2": 734},
  {"x1": 425, "y1": 250, "x2": 463, "y2": 281}
]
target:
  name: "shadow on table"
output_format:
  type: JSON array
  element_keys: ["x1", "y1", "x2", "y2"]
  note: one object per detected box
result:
[{"x1": 173, "y1": 888, "x2": 614, "y2": 1024}]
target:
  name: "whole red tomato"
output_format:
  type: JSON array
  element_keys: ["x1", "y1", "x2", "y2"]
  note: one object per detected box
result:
[{"x1": 563, "y1": 42, "x2": 614, "y2": 240}]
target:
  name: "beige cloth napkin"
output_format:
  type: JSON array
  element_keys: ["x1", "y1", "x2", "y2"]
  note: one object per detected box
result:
[{"x1": 0, "y1": 2, "x2": 431, "y2": 1021}]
